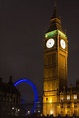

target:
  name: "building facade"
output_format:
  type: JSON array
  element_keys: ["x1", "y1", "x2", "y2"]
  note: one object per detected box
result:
[
  {"x1": 43, "y1": 5, "x2": 79, "y2": 117},
  {"x1": 0, "y1": 76, "x2": 21, "y2": 116}
]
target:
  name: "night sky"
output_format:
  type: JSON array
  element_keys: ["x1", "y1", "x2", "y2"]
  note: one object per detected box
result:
[{"x1": 0, "y1": 0, "x2": 79, "y2": 102}]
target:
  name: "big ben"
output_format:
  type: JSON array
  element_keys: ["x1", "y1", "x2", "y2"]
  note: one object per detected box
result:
[{"x1": 43, "y1": 5, "x2": 68, "y2": 116}]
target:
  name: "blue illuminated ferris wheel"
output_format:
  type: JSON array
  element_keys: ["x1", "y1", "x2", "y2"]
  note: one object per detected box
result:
[{"x1": 14, "y1": 78, "x2": 39, "y2": 113}]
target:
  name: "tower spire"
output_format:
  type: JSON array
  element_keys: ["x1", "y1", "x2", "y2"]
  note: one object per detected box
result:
[
  {"x1": 52, "y1": 0, "x2": 58, "y2": 19},
  {"x1": 54, "y1": 0, "x2": 57, "y2": 7},
  {"x1": 47, "y1": 1, "x2": 64, "y2": 32}
]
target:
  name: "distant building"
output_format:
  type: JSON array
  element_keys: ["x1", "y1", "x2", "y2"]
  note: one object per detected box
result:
[
  {"x1": 43, "y1": 3, "x2": 79, "y2": 117},
  {"x1": 0, "y1": 76, "x2": 21, "y2": 116}
]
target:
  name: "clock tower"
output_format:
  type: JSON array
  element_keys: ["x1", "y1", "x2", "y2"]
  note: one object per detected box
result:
[{"x1": 43, "y1": 6, "x2": 68, "y2": 116}]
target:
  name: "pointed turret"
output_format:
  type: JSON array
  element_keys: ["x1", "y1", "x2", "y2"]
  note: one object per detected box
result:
[
  {"x1": 47, "y1": 3, "x2": 64, "y2": 33},
  {"x1": 51, "y1": 1, "x2": 58, "y2": 19},
  {"x1": 8, "y1": 76, "x2": 14, "y2": 86}
]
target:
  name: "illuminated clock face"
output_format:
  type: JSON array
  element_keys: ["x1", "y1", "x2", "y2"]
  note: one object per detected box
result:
[
  {"x1": 60, "y1": 39, "x2": 66, "y2": 49},
  {"x1": 46, "y1": 38, "x2": 55, "y2": 48}
]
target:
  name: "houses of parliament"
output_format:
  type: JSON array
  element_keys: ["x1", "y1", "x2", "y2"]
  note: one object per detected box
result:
[
  {"x1": 0, "y1": 2, "x2": 79, "y2": 118},
  {"x1": 43, "y1": 4, "x2": 79, "y2": 117}
]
